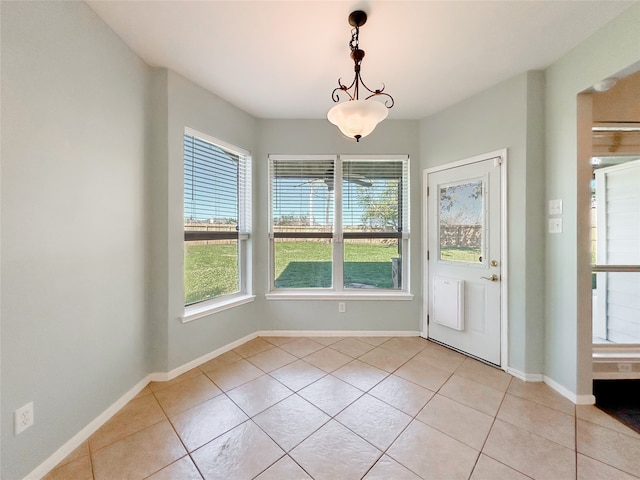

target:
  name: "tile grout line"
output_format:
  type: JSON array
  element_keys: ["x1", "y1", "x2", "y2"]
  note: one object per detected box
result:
[
  {"x1": 217, "y1": 348, "x2": 329, "y2": 479},
  {"x1": 578, "y1": 413, "x2": 640, "y2": 440},
  {"x1": 92, "y1": 338, "x2": 454, "y2": 479},
  {"x1": 354, "y1": 336, "x2": 439, "y2": 479},
  {"x1": 246, "y1": 399, "x2": 323, "y2": 479},
  {"x1": 71, "y1": 336, "x2": 620, "y2": 480},
  {"x1": 576, "y1": 450, "x2": 640, "y2": 479},
  {"x1": 246, "y1": 337, "x2": 427, "y2": 479},
  {"x1": 90, "y1": 451, "x2": 96, "y2": 480},
  {"x1": 575, "y1": 402, "x2": 578, "y2": 480},
  {"x1": 148, "y1": 384, "x2": 204, "y2": 480},
  {"x1": 419, "y1": 350, "x2": 476, "y2": 480},
  {"x1": 375, "y1": 355, "x2": 453, "y2": 479},
  {"x1": 466, "y1": 375, "x2": 536, "y2": 480},
  {"x1": 86, "y1": 393, "x2": 169, "y2": 459},
  {"x1": 241, "y1": 340, "x2": 374, "y2": 479}
]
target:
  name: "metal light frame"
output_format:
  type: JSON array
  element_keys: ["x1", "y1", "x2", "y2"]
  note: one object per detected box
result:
[{"x1": 328, "y1": 10, "x2": 395, "y2": 142}]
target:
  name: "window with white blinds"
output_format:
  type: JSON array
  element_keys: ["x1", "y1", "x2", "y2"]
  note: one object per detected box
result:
[
  {"x1": 184, "y1": 128, "x2": 251, "y2": 307},
  {"x1": 269, "y1": 156, "x2": 335, "y2": 289},
  {"x1": 269, "y1": 154, "x2": 410, "y2": 292},
  {"x1": 270, "y1": 156, "x2": 335, "y2": 236},
  {"x1": 342, "y1": 156, "x2": 409, "y2": 290},
  {"x1": 342, "y1": 157, "x2": 409, "y2": 235}
]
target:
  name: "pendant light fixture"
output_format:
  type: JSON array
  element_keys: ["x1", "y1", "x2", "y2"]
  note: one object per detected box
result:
[{"x1": 328, "y1": 10, "x2": 394, "y2": 142}]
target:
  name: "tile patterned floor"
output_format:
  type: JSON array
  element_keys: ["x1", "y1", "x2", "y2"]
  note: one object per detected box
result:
[{"x1": 43, "y1": 336, "x2": 640, "y2": 480}]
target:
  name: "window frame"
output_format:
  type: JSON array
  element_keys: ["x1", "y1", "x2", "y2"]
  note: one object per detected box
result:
[
  {"x1": 182, "y1": 127, "x2": 254, "y2": 322},
  {"x1": 267, "y1": 154, "x2": 413, "y2": 301}
]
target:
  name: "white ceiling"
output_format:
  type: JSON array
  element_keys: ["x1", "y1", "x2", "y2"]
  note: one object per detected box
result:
[{"x1": 87, "y1": 0, "x2": 636, "y2": 120}]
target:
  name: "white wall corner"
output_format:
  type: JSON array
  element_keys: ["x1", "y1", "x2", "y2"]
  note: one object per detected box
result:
[
  {"x1": 162, "y1": 331, "x2": 259, "y2": 381},
  {"x1": 543, "y1": 375, "x2": 595, "y2": 405},
  {"x1": 506, "y1": 369, "x2": 593, "y2": 404}
]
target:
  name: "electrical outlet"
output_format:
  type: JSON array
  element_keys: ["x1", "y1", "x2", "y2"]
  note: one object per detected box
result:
[
  {"x1": 15, "y1": 402, "x2": 34, "y2": 435},
  {"x1": 617, "y1": 363, "x2": 633, "y2": 373},
  {"x1": 548, "y1": 218, "x2": 562, "y2": 234},
  {"x1": 338, "y1": 302, "x2": 346, "y2": 313}
]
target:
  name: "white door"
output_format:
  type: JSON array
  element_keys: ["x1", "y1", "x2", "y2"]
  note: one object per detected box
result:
[{"x1": 425, "y1": 154, "x2": 503, "y2": 365}]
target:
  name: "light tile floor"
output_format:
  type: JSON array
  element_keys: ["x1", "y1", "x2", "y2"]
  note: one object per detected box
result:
[{"x1": 43, "y1": 336, "x2": 640, "y2": 480}]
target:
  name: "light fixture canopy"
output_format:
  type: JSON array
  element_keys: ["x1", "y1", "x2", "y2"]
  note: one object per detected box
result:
[{"x1": 328, "y1": 10, "x2": 394, "y2": 142}]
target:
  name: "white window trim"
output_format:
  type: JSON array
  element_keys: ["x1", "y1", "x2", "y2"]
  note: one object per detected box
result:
[
  {"x1": 267, "y1": 153, "x2": 411, "y2": 299},
  {"x1": 184, "y1": 127, "x2": 250, "y2": 157},
  {"x1": 183, "y1": 127, "x2": 252, "y2": 318},
  {"x1": 182, "y1": 294, "x2": 256, "y2": 323},
  {"x1": 265, "y1": 291, "x2": 413, "y2": 301}
]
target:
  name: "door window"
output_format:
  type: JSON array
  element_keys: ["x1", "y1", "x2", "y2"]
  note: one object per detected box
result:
[{"x1": 438, "y1": 178, "x2": 485, "y2": 265}]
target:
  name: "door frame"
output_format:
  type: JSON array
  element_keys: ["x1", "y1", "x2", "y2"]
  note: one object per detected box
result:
[{"x1": 422, "y1": 148, "x2": 509, "y2": 370}]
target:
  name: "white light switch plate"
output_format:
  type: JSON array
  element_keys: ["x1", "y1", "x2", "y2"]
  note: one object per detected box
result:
[
  {"x1": 548, "y1": 199, "x2": 563, "y2": 215},
  {"x1": 549, "y1": 218, "x2": 562, "y2": 234}
]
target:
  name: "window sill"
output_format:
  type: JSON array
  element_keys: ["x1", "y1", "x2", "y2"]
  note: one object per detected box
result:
[
  {"x1": 593, "y1": 344, "x2": 640, "y2": 361},
  {"x1": 265, "y1": 291, "x2": 414, "y2": 301},
  {"x1": 181, "y1": 294, "x2": 256, "y2": 323}
]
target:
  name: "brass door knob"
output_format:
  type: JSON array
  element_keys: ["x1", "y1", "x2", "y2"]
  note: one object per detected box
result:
[{"x1": 481, "y1": 274, "x2": 499, "y2": 282}]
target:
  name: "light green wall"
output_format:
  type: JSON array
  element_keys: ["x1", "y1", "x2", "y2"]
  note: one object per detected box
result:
[
  {"x1": 254, "y1": 119, "x2": 422, "y2": 333},
  {"x1": 158, "y1": 71, "x2": 260, "y2": 370},
  {"x1": 420, "y1": 72, "x2": 546, "y2": 375},
  {"x1": 146, "y1": 68, "x2": 262, "y2": 372},
  {"x1": 1, "y1": 2, "x2": 149, "y2": 478},
  {"x1": 2, "y1": 1, "x2": 639, "y2": 478},
  {"x1": 148, "y1": 79, "x2": 423, "y2": 367},
  {"x1": 524, "y1": 71, "x2": 547, "y2": 377},
  {"x1": 544, "y1": 4, "x2": 640, "y2": 397},
  {"x1": 147, "y1": 68, "x2": 170, "y2": 373}
]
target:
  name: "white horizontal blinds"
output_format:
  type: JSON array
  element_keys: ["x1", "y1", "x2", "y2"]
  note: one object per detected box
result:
[
  {"x1": 603, "y1": 160, "x2": 640, "y2": 264},
  {"x1": 184, "y1": 133, "x2": 243, "y2": 240},
  {"x1": 595, "y1": 159, "x2": 640, "y2": 343},
  {"x1": 342, "y1": 157, "x2": 409, "y2": 237},
  {"x1": 270, "y1": 156, "x2": 335, "y2": 237},
  {"x1": 237, "y1": 150, "x2": 251, "y2": 235}
]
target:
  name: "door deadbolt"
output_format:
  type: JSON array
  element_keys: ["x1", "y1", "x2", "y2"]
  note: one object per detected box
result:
[{"x1": 491, "y1": 260, "x2": 499, "y2": 267}]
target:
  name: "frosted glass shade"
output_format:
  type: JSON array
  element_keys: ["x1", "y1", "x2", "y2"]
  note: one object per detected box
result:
[{"x1": 327, "y1": 99, "x2": 388, "y2": 141}]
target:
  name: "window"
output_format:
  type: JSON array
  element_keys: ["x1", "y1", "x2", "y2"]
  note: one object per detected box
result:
[
  {"x1": 438, "y1": 179, "x2": 485, "y2": 264},
  {"x1": 183, "y1": 128, "x2": 251, "y2": 314},
  {"x1": 591, "y1": 156, "x2": 640, "y2": 344},
  {"x1": 268, "y1": 154, "x2": 410, "y2": 295}
]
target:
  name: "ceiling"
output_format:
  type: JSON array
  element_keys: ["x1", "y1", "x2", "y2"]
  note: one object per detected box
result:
[{"x1": 87, "y1": 1, "x2": 636, "y2": 120}]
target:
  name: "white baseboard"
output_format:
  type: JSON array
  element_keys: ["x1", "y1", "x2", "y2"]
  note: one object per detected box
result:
[
  {"x1": 25, "y1": 375, "x2": 153, "y2": 480},
  {"x1": 505, "y1": 367, "x2": 543, "y2": 382},
  {"x1": 543, "y1": 375, "x2": 595, "y2": 405},
  {"x1": 26, "y1": 329, "x2": 420, "y2": 480},
  {"x1": 34, "y1": 330, "x2": 599, "y2": 479},
  {"x1": 505, "y1": 369, "x2": 595, "y2": 405},
  {"x1": 257, "y1": 330, "x2": 421, "y2": 338},
  {"x1": 25, "y1": 331, "x2": 257, "y2": 480},
  {"x1": 152, "y1": 332, "x2": 259, "y2": 382}
]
